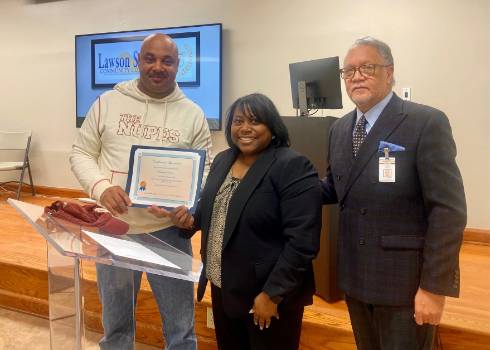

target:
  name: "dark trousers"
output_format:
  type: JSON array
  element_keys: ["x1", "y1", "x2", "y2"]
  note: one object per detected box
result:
[
  {"x1": 211, "y1": 284, "x2": 304, "y2": 350},
  {"x1": 346, "y1": 295, "x2": 435, "y2": 350}
]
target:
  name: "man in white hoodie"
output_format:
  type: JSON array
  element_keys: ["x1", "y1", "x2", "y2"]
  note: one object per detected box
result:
[{"x1": 70, "y1": 34, "x2": 212, "y2": 350}]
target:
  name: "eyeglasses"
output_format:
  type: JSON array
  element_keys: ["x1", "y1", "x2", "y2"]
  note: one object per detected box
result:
[{"x1": 339, "y1": 64, "x2": 392, "y2": 79}]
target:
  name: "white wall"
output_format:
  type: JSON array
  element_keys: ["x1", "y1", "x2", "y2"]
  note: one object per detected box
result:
[{"x1": 0, "y1": 0, "x2": 488, "y2": 228}]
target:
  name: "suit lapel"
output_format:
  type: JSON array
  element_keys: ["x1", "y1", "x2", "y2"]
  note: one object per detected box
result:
[
  {"x1": 221, "y1": 146, "x2": 276, "y2": 250},
  {"x1": 341, "y1": 94, "x2": 407, "y2": 202},
  {"x1": 339, "y1": 110, "x2": 356, "y2": 169},
  {"x1": 330, "y1": 111, "x2": 356, "y2": 200}
]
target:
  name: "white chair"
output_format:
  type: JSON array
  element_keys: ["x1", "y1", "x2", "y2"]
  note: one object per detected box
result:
[{"x1": 0, "y1": 130, "x2": 35, "y2": 199}]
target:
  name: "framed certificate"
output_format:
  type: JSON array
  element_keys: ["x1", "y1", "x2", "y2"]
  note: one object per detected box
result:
[{"x1": 125, "y1": 145, "x2": 206, "y2": 213}]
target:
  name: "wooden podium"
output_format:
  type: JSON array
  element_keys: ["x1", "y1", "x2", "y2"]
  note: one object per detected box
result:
[{"x1": 282, "y1": 116, "x2": 342, "y2": 302}]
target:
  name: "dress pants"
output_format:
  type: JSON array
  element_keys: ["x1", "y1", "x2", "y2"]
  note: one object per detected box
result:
[
  {"x1": 346, "y1": 294, "x2": 435, "y2": 350},
  {"x1": 210, "y1": 284, "x2": 304, "y2": 350}
]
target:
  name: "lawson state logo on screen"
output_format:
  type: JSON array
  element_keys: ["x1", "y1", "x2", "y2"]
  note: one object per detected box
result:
[
  {"x1": 97, "y1": 52, "x2": 139, "y2": 74},
  {"x1": 116, "y1": 113, "x2": 181, "y2": 143}
]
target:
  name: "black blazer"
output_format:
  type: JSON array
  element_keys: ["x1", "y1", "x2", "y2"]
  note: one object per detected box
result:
[
  {"x1": 322, "y1": 93, "x2": 467, "y2": 306},
  {"x1": 189, "y1": 146, "x2": 322, "y2": 317}
]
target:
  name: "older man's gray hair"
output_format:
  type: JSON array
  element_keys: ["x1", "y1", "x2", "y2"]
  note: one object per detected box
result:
[{"x1": 354, "y1": 36, "x2": 394, "y2": 66}]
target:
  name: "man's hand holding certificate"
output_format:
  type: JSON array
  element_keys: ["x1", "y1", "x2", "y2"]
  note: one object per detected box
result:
[{"x1": 126, "y1": 146, "x2": 206, "y2": 213}]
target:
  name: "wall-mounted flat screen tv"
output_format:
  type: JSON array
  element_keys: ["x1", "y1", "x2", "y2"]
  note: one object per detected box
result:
[{"x1": 75, "y1": 23, "x2": 222, "y2": 130}]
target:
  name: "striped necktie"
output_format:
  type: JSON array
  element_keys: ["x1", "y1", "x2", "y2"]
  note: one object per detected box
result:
[{"x1": 352, "y1": 115, "x2": 367, "y2": 157}]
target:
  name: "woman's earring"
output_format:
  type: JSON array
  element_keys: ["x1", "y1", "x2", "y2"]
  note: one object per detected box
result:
[{"x1": 271, "y1": 135, "x2": 276, "y2": 140}]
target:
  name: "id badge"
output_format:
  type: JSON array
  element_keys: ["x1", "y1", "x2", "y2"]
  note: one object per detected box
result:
[{"x1": 379, "y1": 157, "x2": 395, "y2": 182}]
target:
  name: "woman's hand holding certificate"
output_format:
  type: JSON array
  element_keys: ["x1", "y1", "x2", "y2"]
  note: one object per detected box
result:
[{"x1": 148, "y1": 205, "x2": 195, "y2": 230}]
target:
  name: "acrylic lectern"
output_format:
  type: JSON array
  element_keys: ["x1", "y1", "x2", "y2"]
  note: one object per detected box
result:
[{"x1": 8, "y1": 198, "x2": 202, "y2": 350}]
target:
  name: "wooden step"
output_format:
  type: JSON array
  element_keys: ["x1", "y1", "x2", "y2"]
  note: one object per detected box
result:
[{"x1": 1, "y1": 193, "x2": 489, "y2": 349}]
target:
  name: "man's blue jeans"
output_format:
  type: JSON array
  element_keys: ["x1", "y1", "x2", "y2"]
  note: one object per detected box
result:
[{"x1": 95, "y1": 226, "x2": 196, "y2": 350}]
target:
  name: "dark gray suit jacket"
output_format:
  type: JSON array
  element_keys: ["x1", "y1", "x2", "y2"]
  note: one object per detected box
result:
[{"x1": 321, "y1": 93, "x2": 466, "y2": 306}]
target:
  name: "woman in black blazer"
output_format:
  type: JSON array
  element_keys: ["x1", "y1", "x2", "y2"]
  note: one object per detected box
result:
[{"x1": 152, "y1": 93, "x2": 322, "y2": 350}]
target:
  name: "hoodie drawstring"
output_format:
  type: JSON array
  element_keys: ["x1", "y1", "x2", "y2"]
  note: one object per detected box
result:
[
  {"x1": 137, "y1": 99, "x2": 149, "y2": 145},
  {"x1": 162, "y1": 101, "x2": 168, "y2": 132},
  {"x1": 137, "y1": 99, "x2": 168, "y2": 145}
]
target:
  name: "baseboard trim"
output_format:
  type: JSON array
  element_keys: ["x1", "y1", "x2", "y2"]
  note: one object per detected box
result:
[
  {"x1": 464, "y1": 228, "x2": 490, "y2": 245},
  {"x1": 3, "y1": 183, "x2": 86, "y2": 199}
]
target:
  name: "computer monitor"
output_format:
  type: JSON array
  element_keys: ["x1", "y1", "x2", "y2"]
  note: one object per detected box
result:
[{"x1": 289, "y1": 56, "x2": 343, "y2": 116}]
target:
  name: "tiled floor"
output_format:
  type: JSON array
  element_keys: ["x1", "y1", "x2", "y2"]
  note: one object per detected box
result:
[{"x1": 0, "y1": 308, "x2": 159, "y2": 350}]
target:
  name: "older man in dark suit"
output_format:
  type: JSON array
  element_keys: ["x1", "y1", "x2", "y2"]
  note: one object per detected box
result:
[{"x1": 321, "y1": 37, "x2": 467, "y2": 349}]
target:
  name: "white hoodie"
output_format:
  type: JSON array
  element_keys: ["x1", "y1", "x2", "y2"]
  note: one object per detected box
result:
[{"x1": 70, "y1": 79, "x2": 213, "y2": 233}]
